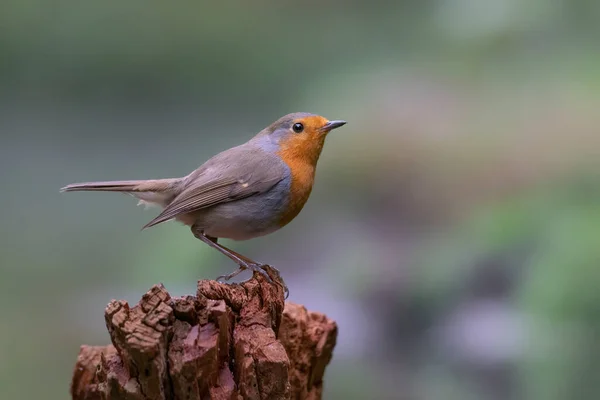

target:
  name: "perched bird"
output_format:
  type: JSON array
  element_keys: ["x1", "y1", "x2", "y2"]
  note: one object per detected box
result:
[{"x1": 61, "y1": 112, "x2": 346, "y2": 295}]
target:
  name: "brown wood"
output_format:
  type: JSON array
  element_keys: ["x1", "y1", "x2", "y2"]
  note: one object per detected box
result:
[{"x1": 71, "y1": 267, "x2": 337, "y2": 400}]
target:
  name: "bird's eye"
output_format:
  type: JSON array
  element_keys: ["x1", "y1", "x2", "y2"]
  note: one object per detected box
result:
[{"x1": 292, "y1": 122, "x2": 304, "y2": 133}]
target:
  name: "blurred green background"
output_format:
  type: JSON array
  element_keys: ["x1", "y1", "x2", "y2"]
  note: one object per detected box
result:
[{"x1": 1, "y1": 1, "x2": 599, "y2": 399}]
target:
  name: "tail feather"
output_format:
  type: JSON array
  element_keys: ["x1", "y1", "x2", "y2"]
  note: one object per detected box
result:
[
  {"x1": 61, "y1": 178, "x2": 182, "y2": 227},
  {"x1": 60, "y1": 178, "x2": 180, "y2": 194},
  {"x1": 60, "y1": 180, "x2": 149, "y2": 193}
]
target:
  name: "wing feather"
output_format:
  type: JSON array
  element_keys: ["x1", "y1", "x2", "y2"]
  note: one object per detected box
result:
[
  {"x1": 141, "y1": 146, "x2": 287, "y2": 229},
  {"x1": 142, "y1": 178, "x2": 239, "y2": 229}
]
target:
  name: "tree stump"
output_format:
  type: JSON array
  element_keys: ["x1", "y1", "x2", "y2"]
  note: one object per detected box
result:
[{"x1": 71, "y1": 267, "x2": 338, "y2": 400}]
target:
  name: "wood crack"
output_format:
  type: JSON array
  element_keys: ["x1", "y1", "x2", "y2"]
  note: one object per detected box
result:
[{"x1": 71, "y1": 267, "x2": 337, "y2": 400}]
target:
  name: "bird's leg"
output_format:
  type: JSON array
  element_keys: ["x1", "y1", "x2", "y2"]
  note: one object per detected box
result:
[
  {"x1": 191, "y1": 229, "x2": 262, "y2": 280},
  {"x1": 190, "y1": 225, "x2": 288, "y2": 298},
  {"x1": 206, "y1": 236, "x2": 289, "y2": 298},
  {"x1": 190, "y1": 226, "x2": 274, "y2": 280},
  {"x1": 209, "y1": 239, "x2": 258, "y2": 265}
]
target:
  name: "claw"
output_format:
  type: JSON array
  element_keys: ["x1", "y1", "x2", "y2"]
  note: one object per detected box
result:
[
  {"x1": 215, "y1": 265, "x2": 246, "y2": 282},
  {"x1": 261, "y1": 265, "x2": 289, "y2": 299},
  {"x1": 215, "y1": 262, "x2": 289, "y2": 299},
  {"x1": 248, "y1": 263, "x2": 275, "y2": 283},
  {"x1": 250, "y1": 264, "x2": 289, "y2": 298}
]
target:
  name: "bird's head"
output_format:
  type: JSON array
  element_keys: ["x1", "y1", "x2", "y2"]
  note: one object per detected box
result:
[{"x1": 254, "y1": 112, "x2": 346, "y2": 165}]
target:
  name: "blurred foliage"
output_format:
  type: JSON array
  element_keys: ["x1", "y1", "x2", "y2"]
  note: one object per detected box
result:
[{"x1": 1, "y1": 0, "x2": 600, "y2": 399}]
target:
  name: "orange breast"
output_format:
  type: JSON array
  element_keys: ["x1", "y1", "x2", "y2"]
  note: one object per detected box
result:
[
  {"x1": 276, "y1": 136, "x2": 323, "y2": 227},
  {"x1": 278, "y1": 158, "x2": 315, "y2": 227}
]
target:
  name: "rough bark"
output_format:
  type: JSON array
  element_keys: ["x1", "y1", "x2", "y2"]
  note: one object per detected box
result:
[{"x1": 71, "y1": 267, "x2": 337, "y2": 400}]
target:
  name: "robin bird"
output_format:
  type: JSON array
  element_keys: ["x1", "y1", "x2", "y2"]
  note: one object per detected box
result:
[{"x1": 61, "y1": 112, "x2": 346, "y2": 296}]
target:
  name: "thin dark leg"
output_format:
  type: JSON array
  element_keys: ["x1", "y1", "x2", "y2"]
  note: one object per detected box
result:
[
  {"x1": 207, "y1": 236, "x2": 289, "y2": 297},
  {"x1": 191, "y1": 226, "x2": 273, "y2": 282},
  {"x1": 208, "y1": 237, "x2": 258, "y2": 265},
  {"x1": 190, "y1": 225, "x2": 289, "y2": 298}
]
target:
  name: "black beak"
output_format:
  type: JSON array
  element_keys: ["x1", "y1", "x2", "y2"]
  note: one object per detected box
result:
[{"x1": 321, "y1": 120, "x2": 347, "y2": 132}]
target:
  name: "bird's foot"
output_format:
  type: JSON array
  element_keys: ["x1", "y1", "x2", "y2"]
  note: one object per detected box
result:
[
  {"x1": 216, "y1": 262, "x2": 289, "y2": 299},
  {"x1": 263, "y1": 264, "x2": 289, "y2": 299},
  {"x1": 215, "y1": 266, "x2": 247, "y2": 282}
]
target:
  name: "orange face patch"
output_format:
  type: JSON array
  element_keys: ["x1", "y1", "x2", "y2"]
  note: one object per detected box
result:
[
  {"x1": 295, "y1": 115, "x2": 330, "y2": 135},
  {"x1": 277, "y1": 116, "x2": 330, "y2": 165},
  {"x1": 276, "y1": 115, "x2": 330, "y2": 227}
]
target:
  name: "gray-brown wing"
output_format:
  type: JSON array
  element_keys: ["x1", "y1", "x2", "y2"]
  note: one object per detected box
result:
[{"x1": 142, "y1": 145, "x2": 287, "y2": 229}]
